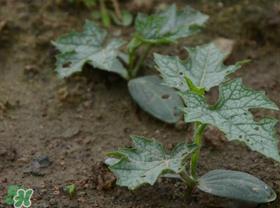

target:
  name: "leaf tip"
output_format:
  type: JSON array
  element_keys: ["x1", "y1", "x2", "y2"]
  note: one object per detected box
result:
[{"x1": 234, "y1": 59, "x2": 251, "y2": 69}]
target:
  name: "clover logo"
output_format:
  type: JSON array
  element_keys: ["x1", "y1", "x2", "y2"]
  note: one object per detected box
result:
[{"x1": 13, "y1": 188, "x2": 33, "y2": 208}]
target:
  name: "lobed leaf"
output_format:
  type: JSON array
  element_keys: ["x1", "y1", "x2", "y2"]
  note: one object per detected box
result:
[
  {"x1": 128, "y1": 75, "x2": 184, "y2": 123},
  {"x1": 181, "y1": 79, "x2": 280, "y2": 161},
  {"x1": 198, "y1": 169, "x2": 276, "y2": 203},
  {"x1": 135, "y1": 4, "x2": 208, "y2": 44},
  {"x1": 106, "y1": 136, "x2": 197, "y2": 190},
  {"x1": 52, "y1": 20, "x2": 128, "y2": 79},
  {"x1": 154, "y1": 43, "x2": 246, "y2": 92}
]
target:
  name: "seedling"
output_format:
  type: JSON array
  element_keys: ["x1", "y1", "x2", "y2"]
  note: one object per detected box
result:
[
  {"x1": 64, "y1": 184, "x2": 77, "y2": 199},
  {"x1": 69, "y1": 0, "x2": 133, "y2": 27},
  {"x1": 105, "y1": 43, "x2": 279, "y2": 204},
  {"x1": 52, "y1": 4, "x2": 208, "y2": 123}
]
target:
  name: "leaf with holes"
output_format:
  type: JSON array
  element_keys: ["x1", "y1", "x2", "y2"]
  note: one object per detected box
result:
[
  {"x1": 128, "y1": 75, "x2": 184, "y2": 123},
  {"x1": 181, "y1": 78, "x2": 280, "y2": 161},
  {"x1": 134, "y1": 4, "x2": 208, "y2": 44},
  {"x1": 52, "y1": 20, "x2": 128, "y2": 79},
  {"x1": 154, "y1": 43, "x2": 248, "y2": 92},
  {"x1": 106, "y1": 136, "x2": 197, "y2": 190},
  {"x1": 198, "y1": 169, "x2": 276, "y2": 203}
]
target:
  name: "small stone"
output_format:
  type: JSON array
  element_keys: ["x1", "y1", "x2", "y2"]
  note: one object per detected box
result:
[
  {"x1": 37, "y1": 202, "x2": 49, "y2": 208},
  {"x1": 0, "y1": 20, "x2": 7, "y2": 31},
  {"x1": 155, "y1": 129, "x2": 160, "y2": 134},
  {"x1": 24, "y1": 65, "x2": 38, "y2": 77},
  {"x1": 49, "y1": 199, "x2": 56, "y2": 206},
  {"x1": 0, "y1": 146, "x2": 7, "y2": 156},
  {"x1": 83, "y1": 100, "x2": 92, "y2": 108},
  {"x1": 213, "y1": 38, "x2": 235, "y2": 57},
  {"x1": 175, "y1": 120, "x2": 187, "y2": 130},
  {"x1": 35, "y1": 155, "x2": 51, "y2": 168},
  {"x1": 123, "y1": 127, "x2": 132, "y2": 134},
  {"x1": 61, "y1": 127, "x2": 80, "y2": 139},
  {"x1": 24, "y1": 155, "x2": 51, "y2": 176}
]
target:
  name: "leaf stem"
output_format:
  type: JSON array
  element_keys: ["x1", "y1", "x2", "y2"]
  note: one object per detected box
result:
[
  {"x1": 111, "y1": 0, "x2": 122, "y2": 21},
  {"x1": 190, "y1": 122, "x2": 207, "y2": 179},
  {"x1": 100, "y1": 0, "x2": 111, "y2": 28},
  {"x1": 128, "y1": 38, "x2": 142, "y2": 78},
  {"x1": 131, "y1": 44, "x2": 152, "y2": 78},
  {"x1": 179, "y1": 168, "x2": 197, "y2": 188}
]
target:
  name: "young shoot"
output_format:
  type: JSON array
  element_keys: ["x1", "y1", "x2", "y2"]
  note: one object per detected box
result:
[
  {"x1": 52, "y1": 4, "x2": 208, "y2": 80},
  {"x1": 105, "y1": 42, "x2": 279, "y2": 204},
  {"x1": 127, "y1": 4, "x2": 208, "y2": 78},
  {"x1": 52, "y1": 4, "x2": 208, "y2": 124},
  {"x1": 68, "y1": 0, "x2": 132, "y2": 28}
]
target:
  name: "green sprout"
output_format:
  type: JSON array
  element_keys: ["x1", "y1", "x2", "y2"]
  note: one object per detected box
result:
[
  {"x1": 105, "y1": 43, "x2": 279, "y2": 204},
  {"x1": 52, "y1": 4, "x2": 208, "y2": 124}
]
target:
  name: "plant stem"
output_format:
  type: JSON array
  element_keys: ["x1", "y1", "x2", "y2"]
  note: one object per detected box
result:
[
  {"x1": 179, "y1": 169, "x2": 197, "y2": 188},
  {"x1": 100, "y1": 0, "x2": 111, "y2": 28},
  {"x1": 131, "y1": 44, "x2": 152, "y2": 78},
  {"x1": 111, "y1": 0, "x2": 122, "y2": 20},
  {"x1": 128, "y1": 44, "x2": 140, "y2": 78},
  {"x1": 190, "y1": 122, "x2": 207, "y2": 179},
  {"x1": 179, "y1": 168, "x2": 198, "y2": 197}
]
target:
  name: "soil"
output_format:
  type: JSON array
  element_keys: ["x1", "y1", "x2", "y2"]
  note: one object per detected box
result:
[{"x1": 0, "y1": 0, "x2": 280, "y2": 207}]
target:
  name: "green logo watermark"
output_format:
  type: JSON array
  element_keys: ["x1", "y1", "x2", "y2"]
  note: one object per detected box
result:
[{"x1": 13, "y1": 188, "x2": 33, "y2": 208}]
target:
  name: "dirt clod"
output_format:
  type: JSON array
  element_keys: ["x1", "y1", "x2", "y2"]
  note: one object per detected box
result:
[{"x1": 92, "y1": 162, "x2": 116, "y2": 191}]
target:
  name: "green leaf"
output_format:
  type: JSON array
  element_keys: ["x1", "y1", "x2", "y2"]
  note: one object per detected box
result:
[
  {"x1": 128, "y1": 75, "x2": 184, "y2": 123},
  {"x1": 64, "y1": 184, "x2": 76, "y2": 198},
  {"x1": 181, "y1": 79, "x2": 280, "y2": 161},
  {"x1": 106, "y1": 136, "x2": 197, "y2": 190},
  {"x1": 100, "y1": 0, "x2": 111, "y2": 28},
  {"x1": 154, "y1": 43, "x2": 246, "y2": 92},
  {"x1": 135, "y1": 4, "x2": 208, "y2": 44},
  {"x1": 198, "y1": 169, "x2": 276, "y2": 203},
  {"x1": 52, "y1": 20, "x2": 128, "y2": 79},
  {"x1": 111, "y1": 10, "x2": 133, "y2": 27},
  {"x1": 127, "y1": 37, "x2": 143, "y2": 53}
]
